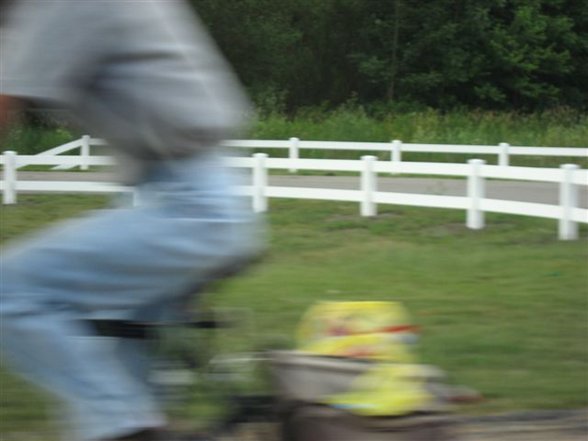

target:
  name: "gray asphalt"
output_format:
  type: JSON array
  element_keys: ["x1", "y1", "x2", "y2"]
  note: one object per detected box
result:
[{"x1": 6, "y1": 171, "x2": 588, "y2": 208}]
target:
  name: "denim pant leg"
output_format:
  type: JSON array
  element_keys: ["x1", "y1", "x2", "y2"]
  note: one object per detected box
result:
[{"x1": 0, "y1": 154, "x2": 262, "y2": 440}]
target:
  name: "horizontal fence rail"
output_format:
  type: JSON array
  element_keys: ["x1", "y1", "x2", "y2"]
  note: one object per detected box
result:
[
  {"x1": 10, "y1": 136, "x2": 587, "y2": 172},
  {"x1": 1, "y1": 150, "x2": 587, "y2": 240}
]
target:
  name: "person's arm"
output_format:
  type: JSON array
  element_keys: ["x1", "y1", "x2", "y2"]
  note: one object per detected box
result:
[{"x1": 1, "y1": 1, "x2": 108, "y2": 114}]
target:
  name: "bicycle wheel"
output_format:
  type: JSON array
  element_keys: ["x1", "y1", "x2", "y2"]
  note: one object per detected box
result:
[{"x1": 279, "y1": 405, "x2": 335, "y2": 441}]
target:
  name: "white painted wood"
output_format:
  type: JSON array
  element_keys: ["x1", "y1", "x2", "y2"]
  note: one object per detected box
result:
[
  {"x1": 390, "y1": 140, "x2": 402, "y2": 175},
  {"x1": 3, "y1": 151, "x2": 17, "y2": 204},
  {"x1": 252, "y1": 153, "x2": 268, "y2": 213},
  {"x1": 289, "y1": 137, "x2": 300, "y2": 173},
  {"x1": 360, "y1": 156, "x2": 377, "y2": 217},
  {"x1": 480, "y1": 199, "x2": 560, "y2": 220},
  {"x1": 80, "y1": 135, "x2": 91, "y2": 171},
  {"x1": 374, "y1": 193, "x2": 468, "y2": 210},
  {"x1": 266, "y1": 187, "x2": 362, "y2": 202},
  {"x1": 559, "y1": 164, "x2": 580, "y2": 240},
  {"x1": 480, "y1": 164, "x2": 562, "y2": 183},
  {"x1": 467, "y1": 159, "x2": 486, "y2": 229},
  {"x1": 16, "y1": 181, "x2": 126, "y2": 192},
  {"x1": 15, "y1": 155, "x2": 114, "y2": 166},
  {"x1": 3, "y1": 145, "x2": 587, "y2": 240},
  {"x1": 499, "y1": 142, "x2": 510, "y2": 167},
  {"x1": 19, "y1": 136, "x2": 588, "y2": 172}
]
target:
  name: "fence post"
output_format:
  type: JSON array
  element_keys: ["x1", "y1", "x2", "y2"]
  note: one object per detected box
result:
[
  {"x1": 467, "y1": 159, "x2": 486, "y2": 229},
  {"x1": 390, "y1": 139, "x2": 402, "y2": 175},
  {"x1": 289, "y1": 137, "x2": 300, "y2": 173},
  {"x1": 80, "y1": 135, "x2": 91, "y2": 171},
  {"x1": 361, "y1": 155, "x2": 377, "y2": 217},
  {"x1": 559, "y1": 164, "x2": 579, "y2": 240},
  {"x1": 3, "y1": 151, "x2": 17, "y2": 205},
  {"x1": 252, "y1": 153, "x2": 268, "y2": 213},
  {"x1": 499, "y1": 142, "x2": 510, "y2": 167}
]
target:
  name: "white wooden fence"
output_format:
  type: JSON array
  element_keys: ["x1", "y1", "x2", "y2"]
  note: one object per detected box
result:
[
  {"x1": 13, "y1": 135, "x2": 588, "y2": 172},
  {"x1": 1, "y1": 150, "x2": 587, "y2": 240},
  {"x1": 225, "y1": 137, "x2": 588, "y2": 171}
]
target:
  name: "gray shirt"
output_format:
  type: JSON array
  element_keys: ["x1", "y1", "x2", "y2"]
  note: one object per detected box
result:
[{"x1": 1, "y1": 0, "x2": 250, "y2": 180}]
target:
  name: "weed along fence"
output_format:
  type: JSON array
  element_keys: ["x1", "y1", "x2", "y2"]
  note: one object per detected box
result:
[{"x1": 1, "y1": 138, "x2": 587, "y2": 240}]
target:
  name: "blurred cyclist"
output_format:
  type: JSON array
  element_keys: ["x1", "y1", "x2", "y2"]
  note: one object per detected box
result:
[{"x1": 0, "y1": 1, "x2": 262, "y2": 440}]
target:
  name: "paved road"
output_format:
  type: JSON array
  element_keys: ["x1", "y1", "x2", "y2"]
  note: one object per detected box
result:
[{"x1": 9, "y1": 171, "x2": 588, "y2": 208}]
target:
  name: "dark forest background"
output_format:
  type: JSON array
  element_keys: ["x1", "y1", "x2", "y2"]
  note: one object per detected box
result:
[{"x1": 192, "y1": 0, "x2": 587, "y2": 113}]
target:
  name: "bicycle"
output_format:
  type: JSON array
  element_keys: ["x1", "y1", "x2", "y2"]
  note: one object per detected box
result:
[
  {"x1": 87, "y1": 259, "x2": 282, "y2": 440},
  {"x1": 87, "y1": 264, "x2": 467, "y2": 441}
]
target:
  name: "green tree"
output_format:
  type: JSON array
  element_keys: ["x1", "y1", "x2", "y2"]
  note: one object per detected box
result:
[
  {"x1": 192, "y1": 0, "x2": 587, "y2": 111},
  {"x1": 192, "y1": 0, "x2": 302, "y2": 110},
  {"x1": 352, "y1": 0, "x2": 585, "y2": 110}
]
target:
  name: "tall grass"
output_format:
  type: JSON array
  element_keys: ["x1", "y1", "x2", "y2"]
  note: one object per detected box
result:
[
  {"x1": 251, "y1": 107, "x2": 588, "y2": 146},
  {"x1": 2, "y1": 126, "x2": 76, "y2": 155},
  {"x1": 250, "y1": 108, "x2": 588, "y2": 167},
  {"x1": 2, "y1": 108, "x2": 586, "y2": 168}
]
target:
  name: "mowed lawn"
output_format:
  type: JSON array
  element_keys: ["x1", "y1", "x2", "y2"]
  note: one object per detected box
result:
[{"x1": 1, "y1": 194, "x2": 587, "y2": 433}]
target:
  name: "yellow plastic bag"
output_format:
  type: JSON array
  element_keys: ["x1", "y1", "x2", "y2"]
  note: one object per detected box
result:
[
  {"x1": 297, "y1": 301, "x2": 418, "y2": 361},
  {"x1": 296, "y1": 301, "x2": 435, "y2": 416},
  {"x1": 324, "y1": 364, "x2": 434, "y2": 417}
]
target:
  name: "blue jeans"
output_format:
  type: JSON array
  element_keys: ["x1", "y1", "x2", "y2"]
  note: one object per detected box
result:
[{"x1": 0, "y1": 152, "x2": 262, "y2": 440}]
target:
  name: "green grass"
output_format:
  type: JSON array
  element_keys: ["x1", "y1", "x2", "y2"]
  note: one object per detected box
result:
[
  {"x1": 2, "y1": 125, "x2": 77, "y2": 155},
  {"x1": 252, "y1": 107, "x2": 588, "y2": 147},
  {"x1": 1, "y1": 195, "x2": 587, "y2": 435},
  {"x1": 3, "y1": 109, "x2": 587, "y2": 169},
  {"x1": 249, "y1": 108, "x2": 588, "y2": 168}
]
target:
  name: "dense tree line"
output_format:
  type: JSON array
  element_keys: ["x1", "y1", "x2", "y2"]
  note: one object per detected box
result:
[{"x1": 193, "y1": 0, "x2": 587, "y2": 113}]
